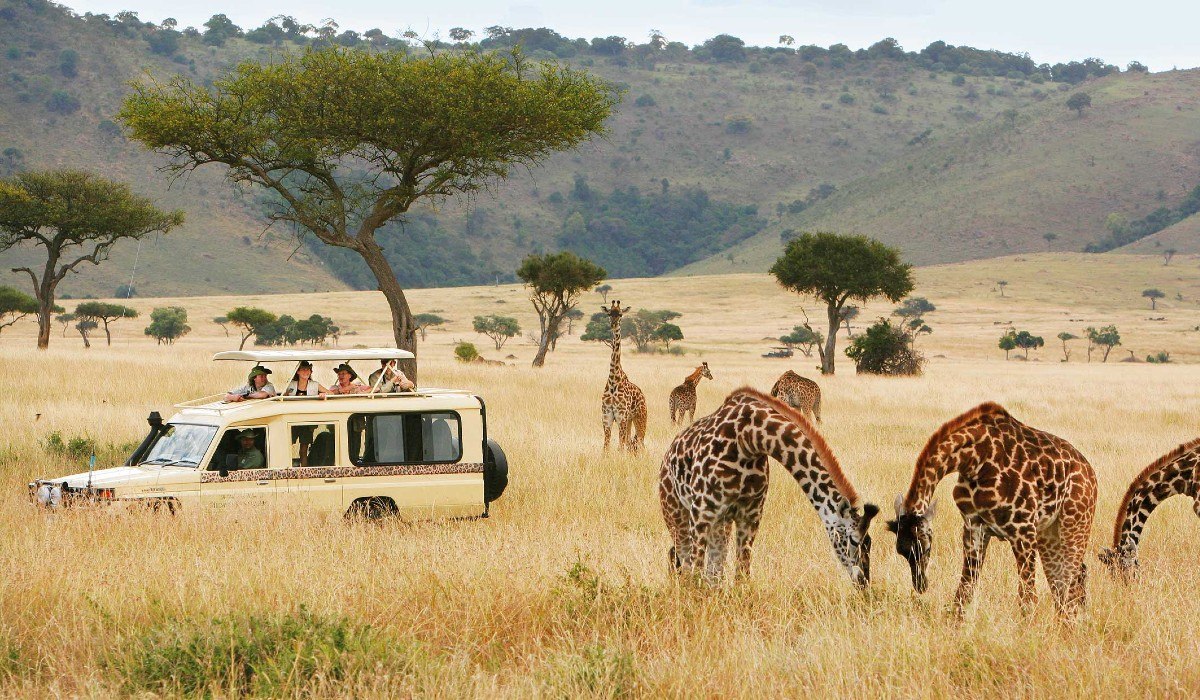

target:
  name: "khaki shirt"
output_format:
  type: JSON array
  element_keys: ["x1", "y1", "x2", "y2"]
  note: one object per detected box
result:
[
  {"x1": 238, "y1": 447, "x2": 264, "y2": 470},
  {"x1": 368, "y1": 367, "x2": 414, "y2": 392}
]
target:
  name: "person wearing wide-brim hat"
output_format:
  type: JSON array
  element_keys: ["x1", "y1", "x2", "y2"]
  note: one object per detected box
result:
[
  {"x1": 224, "y1": 365, "x2": 278, "y2": 402},
  {"x1": 235, "y1": 428, "x2": 264, "y2": 470},
  {"x1": 327, "y1": 362, "x2": 370, "y2": 395},
  {"x1": 283, "y1": 360, "x2": 326, "y2": 397}
]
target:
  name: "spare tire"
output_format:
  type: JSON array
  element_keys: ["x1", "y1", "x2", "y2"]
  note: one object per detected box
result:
[{"x1": 483, "y1": 438, "x2": 509, "y2": 503}]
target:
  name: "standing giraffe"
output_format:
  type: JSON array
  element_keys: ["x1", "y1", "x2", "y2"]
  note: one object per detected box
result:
[
  {"x1": 886, "y1": 402, "x2": 1097, "y2": 619},
  {"x1": 669, "y1": 362, "x2": 713, "y2": 424},
  {"x1": 1098, "y1": 437, "x2": 1200, "y2": 581},
  {"x1": 600, "y1": 301, "x2": 647, "y2": 451},
  {"x1": 770, "y1": 370, "x2": 822, "y2": 423},
  {"x1": 660, "y1": 387, "x2": 878, "y2": 587}
]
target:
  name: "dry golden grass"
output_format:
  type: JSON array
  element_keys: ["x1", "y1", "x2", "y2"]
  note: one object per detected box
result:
[{"x1": 2, "y1": 253, "x2": 1199, "y2": 697}]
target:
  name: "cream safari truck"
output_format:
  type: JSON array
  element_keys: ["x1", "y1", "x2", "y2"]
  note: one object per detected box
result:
[{"x1": 29, "y1": 349, "x2": 509, "y2": 519}]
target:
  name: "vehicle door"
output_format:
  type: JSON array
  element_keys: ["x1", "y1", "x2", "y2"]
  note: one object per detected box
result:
[
  {"x1": 280, "y1": 422, "x2": 342, "y2": 512},
  {"x1": 346, "y1": 411, "x2": 480, "y2": 514},
  {"x1": 199, "y1": 426, "x2": 278, "y2": 506}
]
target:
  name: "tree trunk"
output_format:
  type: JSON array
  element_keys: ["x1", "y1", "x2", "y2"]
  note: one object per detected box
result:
[
  {"x1": 79, "y1": 328, "x2": 90, "y2": 348},
  {"x1": 103, "y1": 320, "x2": 112, "y2": 346},
  {"x1": 358, "y1": 238, "x2": 417, "y2": 380},
  {"x1": 822, "y1": 302, "x2": 839, "y2": 375},
  {"x1": 532, "y1": 314, "x2": 562, "y2": 367},
  {"x1": 35, "y1": 299, "x2": 53, "y2": 349},
  {"x1": 1102, "y1": 346, "x2": 1113, "y2": 362}
]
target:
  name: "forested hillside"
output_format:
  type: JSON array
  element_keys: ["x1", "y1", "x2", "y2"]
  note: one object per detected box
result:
[{"x1": 0, "y1": 0, "x2": 1188, "y2": 297}]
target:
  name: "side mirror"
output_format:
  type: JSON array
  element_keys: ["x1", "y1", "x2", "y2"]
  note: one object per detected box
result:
[{"x1": 221, "y1": 453, "x2": 237, "y2": 478}]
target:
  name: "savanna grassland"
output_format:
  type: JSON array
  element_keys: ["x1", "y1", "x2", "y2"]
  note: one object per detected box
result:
[{"x1": 2, "y1": 254, "x2": 1200, "y2": 697}]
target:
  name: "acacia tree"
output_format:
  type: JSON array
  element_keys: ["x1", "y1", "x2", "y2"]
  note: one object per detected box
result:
[
  {"x1": 517, "y1": 251, "x2": 605, "y2": 367},
  {"x1": 412, "y1": 313, "x2": 446, "y2": 341},
  {"x1": 144, "y1": 306, "x2": 191, "y2": 345},
  {"x1": 999, "y1": 330, "x2": 1017, "y2": 360},
  {"x1": 473, "y1": 314, "x2": 520, "y2": 350},
  {"x1": 55, "y1": 312, "x2": 75, "y2": 337},
  {"x1": 1142, "y1": 288, "x2": 1165, "y2": 310},
  {"x1": 771, "y1": 233, "x2": 913, "y2": 375},
  {"x1": 0, "y1": 170, "x2": 183, "y2": 349},
  {"x1": 75, "y1": 301, "x2": 138, "y2": 346},
  {"x1": 1057, "y1": 332, "x2": 1078, "y2": 362},
  {"x1": 119, "y1": 47, "x2": 615, "y2": 380},
  {"x1": 1086, "y1": 325, "x2": 1121, "y2": 362},
  {"x1": 0, "y1": 286, "x2": 38, "y2": 335},
  {"x1": 1013, "y1": 330, "x2": 1044, "y2": 359},
  {"x1": 1066, "y1": 92, "x2": 1092, "y2": 117},
  {"x1": 780, "y1": 325, "x2": 822, "y2": 357},
  {"x1": 595, "y1": 284, "x2": 613, "y2": 303},
  {"x1": 76, "y1": 318, "x2": 97, "y2": 348},
  {"x1": 212, "y1": 315, "x2": 230, "y2": 337},
  {"x1": 226, "y1": 306, "x2": 277, "y2": 350}
]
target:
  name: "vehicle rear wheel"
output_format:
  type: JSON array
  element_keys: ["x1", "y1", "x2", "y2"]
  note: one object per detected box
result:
[
  {"x1": 484, "y1": 438, "x2": 509, "y2": 503},
  {"x1": 346, "y1": 496, "x2": 397, "y2": 521}
]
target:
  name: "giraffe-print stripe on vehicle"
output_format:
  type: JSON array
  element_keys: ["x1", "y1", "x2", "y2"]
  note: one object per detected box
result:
[{"x1": 200, "y1": 462, "x2": 485, "y2": 483}]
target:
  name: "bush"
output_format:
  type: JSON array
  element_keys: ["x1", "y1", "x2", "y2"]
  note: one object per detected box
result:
[
  {"x1": 42, "y1": 431, "x2": 97, "y2": 460},
  {"x1": 46, "y1": 91, "x2": 80, "y2": 114},
  {"x1": 454, "y1": 342, "x2": 479, "y2": 362},
  {"x1": 108, "y1": 608, "x2": 410, "y2": 697},
  {"x1": 633, "y1": 94, "x2": 656, "y2": 107},
  {"x1": 724, "y1": 114, "x2": 752, "y2": 134},
  {"x1": 838, "y1": 92, "x2": 855, "y2": 105},
  {"x1": 951, "y1": 74, "x2": 966, "y2": 86},
  {"x1": 58, "y1": 49, "x2": 78, "y2": 78},
  {"x1": 844, "y1": 319, "x2": 924, "y2": 375},
  {"x1": 871, "y1": 104, "x2": 888, "y2": 115}
]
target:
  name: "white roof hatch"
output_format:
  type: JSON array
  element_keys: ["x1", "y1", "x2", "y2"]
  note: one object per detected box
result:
[{"x1": 212, "y1": 348, "x2": 415, "y2": 363}]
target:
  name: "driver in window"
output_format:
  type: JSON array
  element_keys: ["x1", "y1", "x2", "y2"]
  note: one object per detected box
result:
[{"x1": 236, "y1": 429, "x2": 264, "y2": 470}]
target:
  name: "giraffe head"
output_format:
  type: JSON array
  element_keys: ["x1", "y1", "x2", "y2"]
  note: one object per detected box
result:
[
  {"x1": 1097, "y1": 544, "x2": 1139, "y2": 582},
  {"x1": 699, "y1": 362, "x2": 713, "y2": 380},
  {"x1": 825, "y1": 502, "x2": 879, "y2": 587},
  {"x1": 602, "y1": 300, "x2": 629, "y2": 325},
  {"x1": 886, "y1": 495, "x2": 937, "y2": 594}
]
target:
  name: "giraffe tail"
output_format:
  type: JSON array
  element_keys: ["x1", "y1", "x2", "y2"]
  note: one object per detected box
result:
[
  {"x1": 633, "y1": 405, "x2": 648, "y2": 450},
  {"x1": 812, "y1": 392, "x2": 822, "y2": 423}
]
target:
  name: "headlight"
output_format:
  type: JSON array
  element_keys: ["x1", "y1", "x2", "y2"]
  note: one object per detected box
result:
[{"x1": 35, "y1": 483, "x2": 63, "y2": 508}]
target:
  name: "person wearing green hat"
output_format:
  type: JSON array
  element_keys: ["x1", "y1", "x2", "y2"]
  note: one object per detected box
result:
[
  {"x1": 326, "y1": 363, "x2": 369, "y2": 395},
  {"x1": 235, "y1": 429, "x2": 264, "y2": 469},
  {"x1": 224, "y1": 366, "x2": 278, "y2": 402}
]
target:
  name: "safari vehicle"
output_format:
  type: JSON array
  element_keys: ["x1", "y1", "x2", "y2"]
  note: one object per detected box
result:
[{"x1": 29, "y1": 349, "x2": 509, "y2": 519}]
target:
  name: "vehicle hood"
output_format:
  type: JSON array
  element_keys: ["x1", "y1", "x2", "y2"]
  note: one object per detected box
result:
[{"x1": 40, "y1": 467, "x2": 157, "y2": 489}]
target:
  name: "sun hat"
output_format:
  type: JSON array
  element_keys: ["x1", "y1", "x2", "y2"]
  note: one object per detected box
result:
[
  {"x1": 248, "y1": 365, "x2": 272, "y2": 380},
  {"x1": 237, "y1": 429, "x2": 258, "y2": 440},
  {"x1": 333, "y1": 363, "x2": 358, "y2": 380}
]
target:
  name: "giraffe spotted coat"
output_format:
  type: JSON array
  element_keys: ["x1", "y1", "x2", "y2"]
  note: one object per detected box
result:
[
  {"x1": 669, "y1": 362, "x2": 712, "y2": 424},
  {"x1": 1098, "y1": 437, "x2": 1200, "y2": 581},
  {"x1": 887, "y1": 402, "x2": 1097, "y2": 619},
  {"x1": 770, "y1": 370, "x2": 822, "y2": 423},
  {"x1": 600, "y1": 301, "x2": 647, "y2": 451},
  {"x1": 660, "y1": 387, "x2": 878, "y2": 586}
]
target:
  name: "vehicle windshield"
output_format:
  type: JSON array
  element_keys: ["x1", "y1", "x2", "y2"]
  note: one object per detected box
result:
[{"x1": 140, "y1": 424, "x2": 218, "y2": 467}]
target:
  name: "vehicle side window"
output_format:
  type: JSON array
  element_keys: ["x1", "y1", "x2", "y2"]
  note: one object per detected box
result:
[
  {"x1": 207, "y1": 427, "x2": 268, "y2": 471},
  {"x1": 291, "y1": 424, "x2": 336, "y2": 468},
  {"x1": 349, "y1": 412, "x2": 461, "y2": 465}
]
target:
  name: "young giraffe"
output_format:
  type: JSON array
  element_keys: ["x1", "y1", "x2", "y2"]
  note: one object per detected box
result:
[
  {"x1": 668, "y1": 362, "x2": 713, "y2": 425},
  {"x1": 660, "y1": 387, "x2": 878, "y2": 587},
  {"x1": 1098, "y1": 437, "x2": 1200, "y2": 581},
  {"x1": 770, "y1": 370, "x2": 822, "y2": 423},
  {"x1": 600, "y1": 301, "x2": 647, "y2": 452},
  {"x1": 886, "y1": 402, "x2": 1097, "y2": 619}
]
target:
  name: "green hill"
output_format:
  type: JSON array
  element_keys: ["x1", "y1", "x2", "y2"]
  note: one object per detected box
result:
[
  {"x1": 0, "y1": 0, "x2": 1186, "y2": 297},
  {"x1": 684, "y1": 69, "x2": 1200, "y2": 273}
]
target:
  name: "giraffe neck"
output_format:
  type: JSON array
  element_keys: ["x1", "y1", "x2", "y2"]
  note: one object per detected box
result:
[
  {"x1": 755, "y1": 420, "x2": 857, "y2": 523},
  {"x1": 608, "y1": 319, "x2": 626, "y2": 381},
  {"x1": 1114, "y1": 453, "x2": 1199, "y2": 552},
  {"x1": 683, "y1": 367, "x2": 703, "y2": 387},
  {"x1": 904, "y1": 424, "x2": 981, "y2": 514}
]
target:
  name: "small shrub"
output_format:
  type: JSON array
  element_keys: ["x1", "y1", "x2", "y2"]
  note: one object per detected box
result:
[
  {"x1": 46, "y1": 90, "x2": 80, "y2": 114},
  {"x1": 633, "y1": 93, "x2": 656, "y2": 107},
  {"x1": 1146, "y1": 351, "x2": 1171, "y2": 364},
  {"x1": 4, "y1": 47, "x2": 19, "y2": 60},
  {"x1": 724, "y1": 114, "x2": 752, "y2": 134},
  {"x1": 951, "y1": 75, "x2": 966, "y2": 86},
  {"x1": 454, "y1": 341, "x2": 479, "y2": 362},
  {"x1": 838, "y1": 92, "x2": 855, "y2": 105},
  {"x1": 870, "y1": 104, "x2": 888, "y2": 115}
]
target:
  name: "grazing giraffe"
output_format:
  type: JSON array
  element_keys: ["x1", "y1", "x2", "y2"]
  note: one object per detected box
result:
[
  {"x1": 600, "y1": 301, "x2": 648, "y2": 452},
  {"x1": 770, "y1": 370, "x2": 822, "y2": 423},
  {"x1": 669, "y1": 362, "x2": 713, "y2": 424},
  {"x1": 1098, "y1": 437, "x2": 1200, "y2": 581},
  {"x1": 660, "y1": 387, "x2": 878, "y2": 587},
  {"x1": 886, "y1": 402, "x2": 1097, "y2": 619}
]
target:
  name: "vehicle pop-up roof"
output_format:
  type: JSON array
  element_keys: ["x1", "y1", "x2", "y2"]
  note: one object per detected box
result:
[{"x1": 212, "y1": 348, "x2": 415, "y2": 363}]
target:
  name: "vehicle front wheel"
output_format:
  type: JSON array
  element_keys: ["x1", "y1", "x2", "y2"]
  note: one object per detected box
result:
[{"x1": 346, "y1": 497, "x2": 397, "y2": 521}]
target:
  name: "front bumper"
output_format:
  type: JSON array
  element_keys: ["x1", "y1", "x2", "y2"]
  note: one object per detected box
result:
[{"x1": 28, "y1": 480, "x2": 115, "y2": 508}]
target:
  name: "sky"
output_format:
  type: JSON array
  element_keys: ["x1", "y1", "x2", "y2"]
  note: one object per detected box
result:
[{"x1": 63, "y1": 0, "x2": 1200, "y2": 71}]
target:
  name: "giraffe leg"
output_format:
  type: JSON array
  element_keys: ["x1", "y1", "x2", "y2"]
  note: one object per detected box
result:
[
  {"x1": 952, "y1": 522, "x2": 991, "y2": 619},
  {"x1": 1010, "y1": 535, "x2": 1040, "y2": 615},
  {"x1": 633, "y1": 406, "x2": 647, "y2": 452},
  {"x1": 1044, "y1": 493, "x2": 1096, "y2": 619},
  {"x1": 733, "y1": 514, "x2": 762, "y2": 581},
  {"x1": 618, "y1": 418, "x2": 631, "y2": 452},
  {"x1": 704, "y1": 520, "x2": 733, "y2": 585},
  {"x1": 689, "y1": 515, "x2": 712, "y2": 582},
  {"x1": 602, "y1": 418, "x2": 612, "y2": 451}
]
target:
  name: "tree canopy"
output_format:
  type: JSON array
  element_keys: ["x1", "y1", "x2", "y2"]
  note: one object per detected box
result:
[
  {"x1": 1142, "y1": 288, "x2": 1165, "y2": 310},
  {"x1": 119, "y1": 46, "x2": 616, "y2": 377},
  {"x1": 844, "y1": 318, "x2": 923, "y2": 375},
  {"x1": 517, "y1": 251, "x2": 606, "y2": 366},
  {"x1": 473, "y1": 314, "x2": 521, "y2": 350},
  {"x1": 770, "y1": 232, "x2": 913, "y2": 374},
  {"x1": 144, "y1": 306, "x2": 190, "y2": 345},
  {"x1": 226, "y1": 306, "x2": 278, "y2": 350},
  {"x1": 1086, "y1": 325, "x2": 1121, "y2": 362},
  {"x1": 0, "y1": 285, "x2": 38, "y2": 334},
  {"x1": 0, "y1": 169, "x2": 182, "y2": 348}
]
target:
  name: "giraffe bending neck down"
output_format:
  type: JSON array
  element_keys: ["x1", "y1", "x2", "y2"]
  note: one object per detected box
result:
[
  {"x1": 1099, "y1": 437, "x2": 1200, "y2": 581},
  {"x1": 660, "y1": 387, "x2": 878, "y2": 587},
  {"x1": 669, "y1": 362, "x2": 713, "y2": 424},
  {"x1": 886, "y1": 402, "x2": 1097, "y2": 619},
  {"x1": 600, "y1": 301, "x2": 647, "y2": 451}
]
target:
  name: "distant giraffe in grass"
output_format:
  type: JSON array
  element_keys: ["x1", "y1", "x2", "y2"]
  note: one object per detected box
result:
[
  {"x1": 770, "y1": 370, "x2": 822, "y2": 423},
  {"x1": 600, "y1": 301, "x2": 647, "y2": 451},
  {"x1": 1098, "y1": 437, "x2": 1200, "y2": 581},
  {"x1": 669, "y1": 362, "x2": 713, "y2": 424},
  {"x1": 660, "y1": 387, "x2": 878, "y2": 586},
  {"x1": 886, "y1": 402, "x2": 1097, "y2": 619}
]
